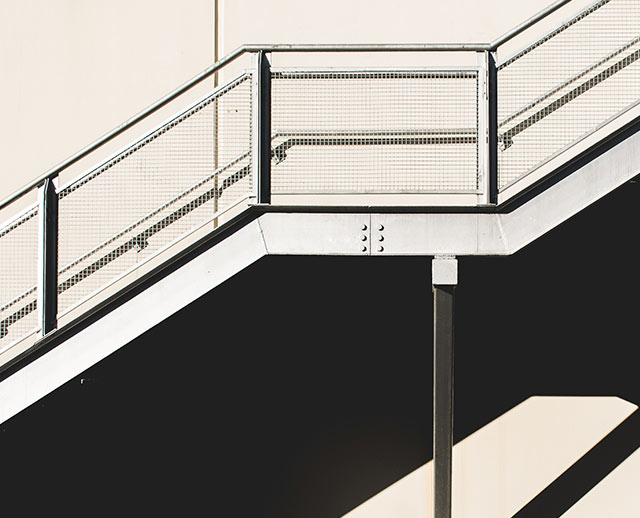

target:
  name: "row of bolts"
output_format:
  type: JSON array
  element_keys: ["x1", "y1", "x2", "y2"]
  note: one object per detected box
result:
[{"x1": 361, "y1": 224, "x2": 384, "y2": 252}]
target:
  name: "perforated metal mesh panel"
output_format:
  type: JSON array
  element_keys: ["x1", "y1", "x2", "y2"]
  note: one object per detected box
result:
[
  {"x1": 271, "y1": 71, "x2": 479, "y2": 193},
  {"x1": 0, "y1": 206, "x2": 39, "y2": 349},
  {"x1": 57, "y1": 74, "x2": 252, "y2": 314},
  {"x1": 497, "y1": 0, "x2": 640, "y2": 189}
]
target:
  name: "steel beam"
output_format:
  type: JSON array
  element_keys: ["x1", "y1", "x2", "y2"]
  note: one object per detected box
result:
[{"x1": 432, "y1": 256, "x2": 457, "y2": 518}]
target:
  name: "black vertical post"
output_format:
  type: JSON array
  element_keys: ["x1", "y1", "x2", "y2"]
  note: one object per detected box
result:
[
  {"x1": 256, "y1": 51, "x2": 271, "y2": 204},
  {"x1": 433, "y1": 283, "x2": 455, "y2": 518},
  {"x1": 41, "y1": 177, "x2": 58, "y2": 334},
  {"x1": 488, "y1": 51, "x2": 498, "y2": 205}
]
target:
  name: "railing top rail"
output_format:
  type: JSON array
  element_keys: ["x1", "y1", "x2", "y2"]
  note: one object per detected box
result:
[
  {"x1": 489, "y1": 0, "x2": 572, "y2": 49},
  {"x1": 0, "y1": 0, "x2": 574, "y2": 211}
]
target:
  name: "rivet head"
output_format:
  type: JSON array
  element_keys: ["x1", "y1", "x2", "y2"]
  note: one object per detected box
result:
[
  {"x1": 362, "y1": 245, "x2": 367, "y2": 252},
  {"x1": 378, "y1": 235, "x2": 384, "y2": 242},
  {"x1": 378, "y1": 224, "x2": 384, "y2": 231},
  {"x1": 361, "y1": 224, "x2": 367, "y2": 231},
  {"x1": 361, "y1": 234, "x2": 367, "y2": 241},
  {"x1": 378, "y1": 246, "x2": 384, "y2": 252}
]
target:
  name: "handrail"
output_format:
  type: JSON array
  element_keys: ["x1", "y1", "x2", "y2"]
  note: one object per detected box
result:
[
  {"x1": 489, "y1": 0, "x2": 572, "y2": 49},
  {"x1": 0, "y1": 45, "x2": 247, "y2": 210},
  {"x1": 499, "y1": 34, "x2": 640, "y2": 127},
  {"x1": 271, "y1": 131, "x2": 477, "y2": 164},
  {"x1": 499, "y1": 40, "x2": 640, "y2": 148},
  {"x1": 0, "y1": 156, "x2": 253, "y2": 338},
  {"x1": 0, "y1": 0, "x2": 574, "y2": 210}
]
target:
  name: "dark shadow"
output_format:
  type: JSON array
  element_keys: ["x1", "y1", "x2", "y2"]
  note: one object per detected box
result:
[
  {"x1": 513, "y1": 409, "x2": 640, "y2": 518},
  {"x1": 1, "y1": 177, "x2": 640, "y2": 516}
]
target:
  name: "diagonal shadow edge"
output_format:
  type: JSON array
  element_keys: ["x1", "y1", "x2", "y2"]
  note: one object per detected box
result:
[{"x1": 511, "y1": 407, "x2": 640, "y2": 518}]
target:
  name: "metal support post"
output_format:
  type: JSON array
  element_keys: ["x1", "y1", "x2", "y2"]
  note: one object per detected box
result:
[
  {"x1": 477, "y1": 51, "x2": 498, "y2": 206},
  {"x1": 252, "y1": 51, "x2": 271, "y2": 204},
  {"x1": 488, "y1": 51, "x2": 498, "y2": 205},
  {"x1": 37, "y1": 177, "x2": 58, "y2": 336},
  {"x1": 432, "y1": 255, "x2": 457, "y2": 518}
]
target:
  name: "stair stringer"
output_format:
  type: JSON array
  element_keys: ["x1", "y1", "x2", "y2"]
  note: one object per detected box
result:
[{"x1": 0, "y1": 219, "x2": 267, "y2": 425}]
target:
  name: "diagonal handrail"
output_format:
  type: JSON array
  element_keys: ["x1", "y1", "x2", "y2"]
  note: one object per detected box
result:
[
  {"x1": 500, "y1": 42, "x2": 640, "y2": 148},
  {"x1": 0, "y1": 157, "x2": 253, "y2": 340},
  {"x1": 499, "y1": 34, "x2": 640, "y2": 128}
]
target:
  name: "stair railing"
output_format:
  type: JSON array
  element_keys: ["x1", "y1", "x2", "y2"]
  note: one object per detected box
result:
[{"x1": 7, "y1": 0, "x2": 640, "y2": 365}]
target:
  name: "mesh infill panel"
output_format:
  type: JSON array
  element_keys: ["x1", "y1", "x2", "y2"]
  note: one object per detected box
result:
[
  {"x1": 57, "y1": 74, "x2": 252, "y2": 314},
  {"x1": 0, "y1": 207, "x2": 39, "y2": 349},
  {"x1": 271, "y1": 71, "x2": 479, "y2": 193},
  {"x1": 497, "y1": 0, "x2": 640, "y2": 189}
]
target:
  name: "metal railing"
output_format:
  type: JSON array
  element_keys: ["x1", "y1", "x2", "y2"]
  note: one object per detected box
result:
[
  {"x1": 497, "y1": 0, "x2": 640, "y2": 188},
  {"x1": 1, "y1": 0, "x2": 639, "y2": 357},
  {"x1": 269, "y1": 69, "x2": 480, "y2": 194}
]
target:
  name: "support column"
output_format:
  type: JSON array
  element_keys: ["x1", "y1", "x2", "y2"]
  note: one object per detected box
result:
[
  {"x1": 251, "y1": 51, "x2": 271, "y2": 204},
  {"x1": 477, "y1": 50, "x2": 498, "y2": 206},
  {"x1": 432, "y1": 255, "x2": 457, "y2": 518}
]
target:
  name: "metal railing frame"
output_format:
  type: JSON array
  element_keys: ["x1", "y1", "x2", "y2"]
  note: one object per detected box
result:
[
  {"x1": 0, "y1": 0, "x2": 575, "y2": 344},
  {"x1": 0, "y1": 0, "x2": 573, "y2": 211}
]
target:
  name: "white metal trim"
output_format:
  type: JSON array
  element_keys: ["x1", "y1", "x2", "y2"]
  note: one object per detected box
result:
[
  {"x1": 251, "y1": 53, "x2": 261, "y2": 201},
  {"x1": 476, "y1": 52, "x2": 490, "y2": 205},
  {"x1": 270, "y1": 66, "x2": 481, "y2": 74},
  {"x1": 36, "y1": 184, "x2": 45, "y2": 338},
  {"x1": 432, "y1": 256, "x2": 458, "y2": 285},
  {"x1": 271, "y1": 190, "x2": 481, "y2": 195}
]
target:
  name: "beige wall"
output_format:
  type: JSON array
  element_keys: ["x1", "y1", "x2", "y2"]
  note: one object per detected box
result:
[
  {"x1": 220, "y1": 0, "x2": 553, "y2": 49},
  {"x1": 343, "y1": 397, "x2": 638, "y2": 518},
  {"x1": 0, "y1": 0, "x2": 214, "y2": 201},
  {"x1": 218, "y1": 0, "x2": 595, "y2": 72}
]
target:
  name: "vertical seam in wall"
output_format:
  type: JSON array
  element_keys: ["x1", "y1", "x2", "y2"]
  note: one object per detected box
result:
[{"x1": 214, "y1": 0, "x2": 219, "y2": 86}]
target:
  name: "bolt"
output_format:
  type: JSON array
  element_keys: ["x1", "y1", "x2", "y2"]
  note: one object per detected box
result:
[
  {"x1": 378, "y1": 224, "x2": 384, "y2": 231},
  {"x1": 361, "y1": 234, "x2": 367, "y2": 241}
]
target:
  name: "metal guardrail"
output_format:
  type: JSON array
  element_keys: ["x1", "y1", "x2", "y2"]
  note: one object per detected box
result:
[
  {"x1": 269, "y1": 69, "x2": 480, "y2": 194},
  {"x1": 497, "y1": 0, "x2": 640, "y2": 188},
  {"x1": 1, "y1": 0, "x2": 639, "y2": 355}
]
